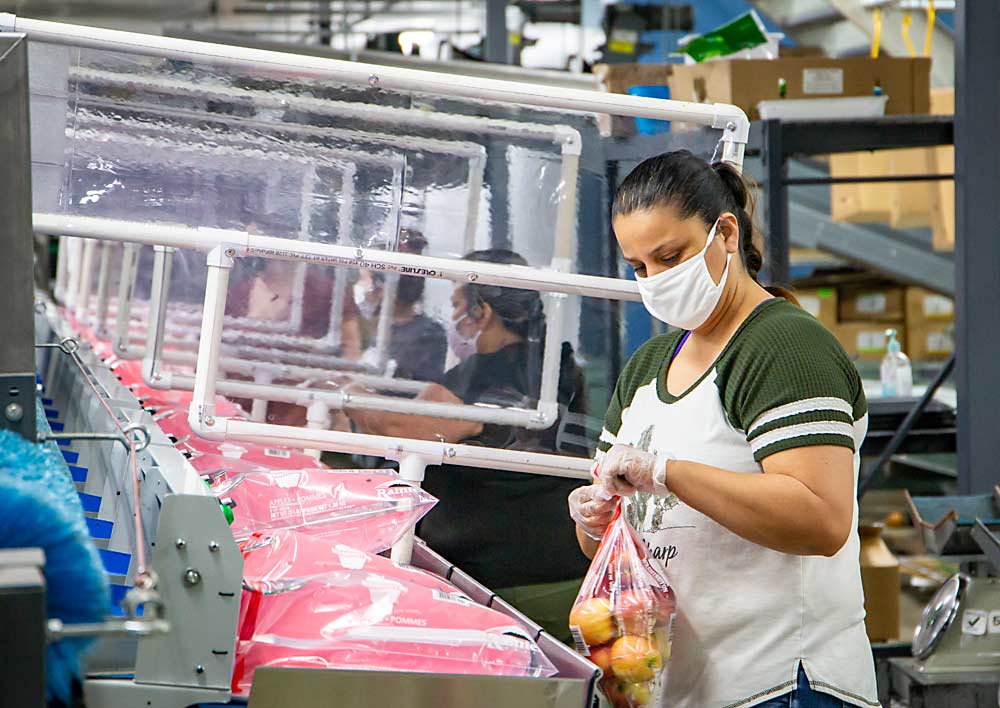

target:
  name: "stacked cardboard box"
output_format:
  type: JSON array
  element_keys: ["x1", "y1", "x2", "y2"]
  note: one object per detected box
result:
[
  {"x1": 796, "y1": 287, "x2": 838, "y2": 332},
  {"x1": 905, "y1": 287, "x2": 954, "y2": 361},
  {"x1": 797, "y1": 283, "x2": 953, "y2": 362},
  {"x1": 835, "y1": 285, "x2": 905, "y2": 361}
]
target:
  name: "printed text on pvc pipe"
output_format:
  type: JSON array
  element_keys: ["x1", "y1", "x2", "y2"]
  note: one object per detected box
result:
[{"x1": 246, "y1": 247, "x2": 440, "y2": 278}]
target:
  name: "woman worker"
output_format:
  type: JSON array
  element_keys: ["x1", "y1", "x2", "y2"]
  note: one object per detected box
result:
[
  {"x1": 347, "y1": 249, "x2": 591, "y2": 641},
  {"x1": 569, "y1": 152, "x2": 877, "y2": 708}
]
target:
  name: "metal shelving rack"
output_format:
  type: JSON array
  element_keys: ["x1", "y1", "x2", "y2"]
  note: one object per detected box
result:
[{"x1": 751, "y1": 115, "x2": 954, "y2": 289}]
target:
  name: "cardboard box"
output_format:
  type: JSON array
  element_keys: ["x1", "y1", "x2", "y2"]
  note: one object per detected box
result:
[
  {"x1": 795, "y1": 287, "x2": 838, "y2": 331},
  {"x1": 888, "y1": 148, "x2": 936, "y2": 228},
  {"x1": 905, "y1": 287, "x2": 954, "y2": 325},
  {"x1": 830, "y1": 151, "x2": 894, "y2": 223},
  {"x1": 594, "y1": 63, "x2": 672, "y2": 95},
  {"x1": 837, "y1": 321, "x2": 904, "y2": 361},
  {"x1": 667, "y1": 56, "x2": 931, "y2": 122},
  {"x1": 839, "y1": 286, "x2": 906, "y2": 322},
  {"x1": 907, "y1": 321, "x2": 955, "y2": 361},
  {"x1": 929, "y1": 88, "x2": 955, "y2": 251},
  {"x1": 593, "y1": 63, "x2": 672, "y2": 136},
  {"x1": 859, "y1": 524, "x2": 900, "y2": 642}
]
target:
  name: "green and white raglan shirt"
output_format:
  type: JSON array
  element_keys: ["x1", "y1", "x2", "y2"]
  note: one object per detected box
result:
[{"x1": 598, "y1": 299, "x2": 878, "y2": 708}]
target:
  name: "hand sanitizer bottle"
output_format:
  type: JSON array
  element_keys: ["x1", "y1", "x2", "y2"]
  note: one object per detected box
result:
[{"x1": 880, "y1": 328, "x2": 913, "y2": 397}]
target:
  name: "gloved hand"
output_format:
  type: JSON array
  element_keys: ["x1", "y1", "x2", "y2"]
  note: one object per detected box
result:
[
  {"x1": 568, "y1": 484, "x2": 618, "y2": 541},
  {"x1": 595, "y1": 444, "x2": 670, "y2": 498}
]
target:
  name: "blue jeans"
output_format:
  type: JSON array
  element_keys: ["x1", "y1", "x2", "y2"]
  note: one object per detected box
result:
[{"x1": 755, "y1": 666, "x2": 853, "y2": 708}]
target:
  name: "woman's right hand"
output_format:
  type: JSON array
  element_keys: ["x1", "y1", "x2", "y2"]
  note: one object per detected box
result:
[{"x1": 568, "y1": 484, "x2": 618, "y2": 540}]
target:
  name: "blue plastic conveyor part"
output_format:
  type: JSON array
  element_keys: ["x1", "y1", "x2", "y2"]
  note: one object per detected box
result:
[
  {"x1": 49, "y1": 421, "x2": 65, "y2": 432},
  {"x1": 41, "y1": 398, "x2": 54, "y2": 407},
  {"x1": 109, "y1": 584, "x2": 129, "y2": 615},
  {"x1": 85, "y1": 517, "x2": 113, "y2": 540},
  {"x1": 77, "y1": 492, "x2": 101, "y2": 514},
  {"x1": 62, "y1": 449, "x2": 79, "y2": 464},
  {"x1": 69, "y1": 465, "x2": 88, "y2": 483},
  {"x1": 44, "y1": 408, "x2": 59, "y2": 419},
  {"x1": 98, "y1": 549, "x2": 131, "y2": 576}
]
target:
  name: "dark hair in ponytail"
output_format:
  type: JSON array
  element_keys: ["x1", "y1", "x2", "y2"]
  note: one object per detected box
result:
[{"x1": 612, "y1": 150, "x2": 798, "y2": 303}]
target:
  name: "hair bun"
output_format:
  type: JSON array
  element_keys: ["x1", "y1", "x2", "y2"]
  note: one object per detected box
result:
[{"x1": 712, "y1": 161, "x2": 749, "y2": 210}]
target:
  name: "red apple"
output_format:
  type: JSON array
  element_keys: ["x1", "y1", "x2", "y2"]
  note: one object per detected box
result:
[
  {"x1": 600, "y1": 677, "x2": 629, "y2": 708},
  {"x1": 589, "y1": 643, "x2": 614, "y2": 676},
  {"x1": 614, "y1": 589, "x2": 656, "y2": 635},
  {"x1": 611, "y1": 635, "x2": 663, "y2": 683},
  {"x1": 653, "y1": 587, "x2": 676, "y2": 627},
  {"x1": 569, "y1": 597, "x2": 616, "y2": 646}
]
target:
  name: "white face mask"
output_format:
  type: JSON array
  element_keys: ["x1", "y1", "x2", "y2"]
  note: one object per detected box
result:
[
  {"x1": 634, "y1": 219, "x2": 731, "y2": 330},
  {"x1": 353, "y1": 282, "x2": 378, "y2": 320},
  {"x1": 447, "y1": 312, "x2": 480, "y2": 360}
]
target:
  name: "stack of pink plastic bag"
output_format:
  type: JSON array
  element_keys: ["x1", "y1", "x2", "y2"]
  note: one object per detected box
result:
[
  {"x1": 231, "y1": 529, "x2": 556, "y2": 696},
  {"x1": 71, "y1": 316, "x2": 557, "y2": 695}
]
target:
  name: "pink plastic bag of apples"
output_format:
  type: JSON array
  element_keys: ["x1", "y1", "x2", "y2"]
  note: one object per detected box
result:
[
  {"x1": 240, "y1": 529, "x2": 458, "y2": 594},
  {"x1": 237, "y1": 529, "x2": 463, "y2": 640},
  {"x1": 569, "y1": 505, "x2": 676, "y2": 708},
  {"x1": 210, "y1": 468, "x2": 437, "y2": 552},
  {"x1": 231, "y1": 572, "x2": 556, "y2": 696}
]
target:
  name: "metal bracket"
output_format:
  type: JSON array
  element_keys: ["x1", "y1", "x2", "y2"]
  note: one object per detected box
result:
[
  {"x1": 38, "y1": 422, "x2": 151, "y2": 453},
  {"x1": 48, "y1": 585, "x2": 169, "y2": 640},
  {"x1": 83, "y1": 494, "x2": 241, "y2": 708}
]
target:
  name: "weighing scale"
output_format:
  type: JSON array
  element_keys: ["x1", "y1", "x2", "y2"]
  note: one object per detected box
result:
[{"x1": 887, "y1": 490, "x2": 1000, "y2": 707}]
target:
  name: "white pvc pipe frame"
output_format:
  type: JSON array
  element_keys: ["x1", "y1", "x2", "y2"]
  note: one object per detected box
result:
[
  {"x1": 67, "y1": 113, "x2": 415, "y2": 364},
  {"x1": 61, "y1": 90, "x2": 585, "y2": 428},
  {"x1": 75, "y1": 67, "x2": 582, "y2": 373},
  {"x1": 18, "y1": 15, "x2": 749, "y2": 560},
  {"x1": 0, "y1": 15, "x2": 750, "y2": 165}
]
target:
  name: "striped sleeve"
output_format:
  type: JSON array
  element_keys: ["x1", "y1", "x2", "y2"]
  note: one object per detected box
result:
[
  {"x1": 724, "y1": 307, "x2": 866, "y2": 463},
  {"x1": 596, "y1": 389, "x2": 623, "y2": 457}
]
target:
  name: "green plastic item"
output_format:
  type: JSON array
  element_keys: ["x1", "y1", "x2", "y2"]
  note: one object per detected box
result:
[
  {"x1": 204, "y1": 479, "x2": 235, "y2": 525},
  {"x1": 679, "y1": 11, "x2": 769, "y2": 64}
]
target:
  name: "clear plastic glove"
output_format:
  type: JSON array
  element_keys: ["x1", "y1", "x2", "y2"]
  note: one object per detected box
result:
[
  {"x1": 568, "y1": 484, "x2": 618, "y2": 541},
  {"x1": 595, "y1": 444, "x2": 670, "y2": 498}
]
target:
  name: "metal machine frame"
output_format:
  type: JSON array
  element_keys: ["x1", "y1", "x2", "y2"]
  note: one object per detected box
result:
[{"x1": 0, "y1": 32, "x2": 37, "y2": 442}]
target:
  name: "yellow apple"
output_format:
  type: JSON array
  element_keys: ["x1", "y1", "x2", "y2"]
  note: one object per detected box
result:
[
  {"x1": 610, "y1": 635, "x2": 662, "y2": 683},
  {"x1": 621, "y1": 680, "x2": 654, "y2": 707},
  {"x1": 570, "y1": 597, "x2": 616, "y2": 646}
]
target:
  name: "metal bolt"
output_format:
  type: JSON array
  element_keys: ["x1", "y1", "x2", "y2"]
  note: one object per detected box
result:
[
  {"x1": 204, "y1": 416, "x2": 215, "y2": 426},
  {"x1": 152, "y1": 372, "x2": 162, "y2": 381},
  {"x1": 467, "y1": 273, "x2": 478, "y2": 282},
  {"x1": 208, "y1": 541, "x2": 220, "y2": 552},
  {"x1": 368, "y1": 74, "x2": 380, "y2": 87},
  {"x1": 183, "y1": 568, "x2": 202, "y2": 587},
  {"x1": 445, "y1": 447, "x2": 456, "y2": 458},
  {"x1": 175, "y1": 538, "x2": 186, "y2": 549},
  {"x1": 4, "y1": 403, "x2": 23, "y2": 423},
  {"x1": 726, "y1": 121, "x2": 737, "y2": 131},
  {"x1": 195, "y1": 665, "x2": 205, "y2": 674},
  {"x1": 224, "y1": 248, "x2": 236, "y2": 258},
  {"x1": 355, "y1": 247, "x2": 364, "y2": 259}
]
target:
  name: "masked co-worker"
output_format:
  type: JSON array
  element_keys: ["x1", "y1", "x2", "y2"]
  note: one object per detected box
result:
[
  {"x1": 352, "y1": 229, "x2": 447, "y2": 383},
  {"x1": 571, "y1": 151, "x2": 876, "y2": 708},
  {"x1": 347, "y1": 249, "x2": 591, "y2": 642}
]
